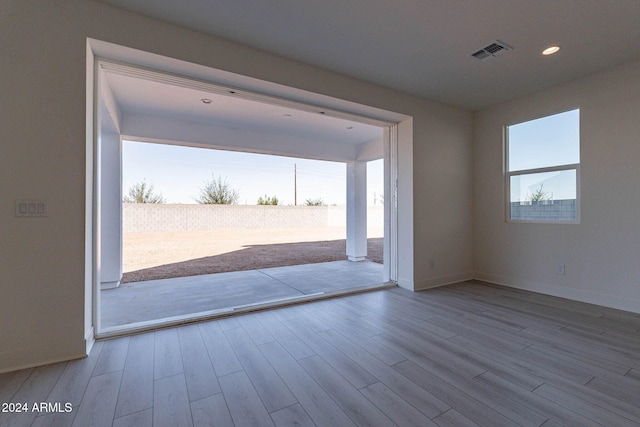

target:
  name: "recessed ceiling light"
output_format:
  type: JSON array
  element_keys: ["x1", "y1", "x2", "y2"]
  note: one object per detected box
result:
[
  {"x1": 542, "y1": 46, "x2": 561, "y2": 56},
  {"x1": 201, "y1": 98, "x2": 212, "y2": 104}
]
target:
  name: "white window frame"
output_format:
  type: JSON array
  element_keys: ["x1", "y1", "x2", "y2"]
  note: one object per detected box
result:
[{"x1": 504, "y1": 110, "x2": 581, "y2": 224}]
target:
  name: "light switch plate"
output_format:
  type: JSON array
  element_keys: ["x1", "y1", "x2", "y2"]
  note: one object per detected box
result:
[{"x1": 15, "y1": 199, "x2": 47, "y2": 217}]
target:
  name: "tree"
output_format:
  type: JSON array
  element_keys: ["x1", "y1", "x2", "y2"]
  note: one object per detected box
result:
[
  {"x1": 124, "y1": 180, "x2": 165, "y2": 203},
  {"x1": 528, "y1": 183, "x2": 551, "y2": 202},
  {"x1": 257, "y1": 195, "x2": 279, "y2": 205},
  {"x1": 305, "y1": 198, "x2": 325, "y2": 206},
  {"x1": 196, "y1": 174, "x2": 239, "y2": 204}
]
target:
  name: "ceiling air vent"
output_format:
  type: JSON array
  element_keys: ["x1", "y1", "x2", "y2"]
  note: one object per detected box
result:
[{"x1": 472, "y1": 40, "x2": 513, "y2": 61}]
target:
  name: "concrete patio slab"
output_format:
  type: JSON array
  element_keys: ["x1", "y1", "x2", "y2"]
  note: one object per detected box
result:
[{"x1": 101, "y1": 260, "x2": 384, "y2": 328}]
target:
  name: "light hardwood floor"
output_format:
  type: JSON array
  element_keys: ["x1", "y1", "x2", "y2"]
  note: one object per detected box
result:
[{"x1": 2, "y1": 281, "x2": 640, "y2": 426}]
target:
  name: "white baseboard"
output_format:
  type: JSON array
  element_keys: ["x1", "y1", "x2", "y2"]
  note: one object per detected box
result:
[
  {"x1": 474, "y1": 271, "x2": 640, "y2": 314},
  {"x1": 395, "y1": 272, "x2": 474, "y2": 292},
  {"x1": 397, "y1": 277, "x2": 414, "y2": 290},
  {"x1": 0, "y1": 339, "x2": 87, "y2": 375},
  {"x1": 100, "y1": 280, "x2": 120, "y2": 290},
  {"x1": 414, "y1": 272, "x2": 474, "y2": 291},
  {"x1": 85, "y1": 326, "x2": 95, "y2": 355}
]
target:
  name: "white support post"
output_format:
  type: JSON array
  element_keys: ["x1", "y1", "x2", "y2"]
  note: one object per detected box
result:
[
  {"x1": 100, "y1": 131, "x2": 123, "y2": 289},
  {"x1": 346, "y1": 160, "x2": 367, "y2": 261}
]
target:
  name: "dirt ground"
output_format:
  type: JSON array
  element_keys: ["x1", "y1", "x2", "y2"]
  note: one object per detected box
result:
[{"x1": 123, "y1": 227, "x2": 383, "y2": 283}]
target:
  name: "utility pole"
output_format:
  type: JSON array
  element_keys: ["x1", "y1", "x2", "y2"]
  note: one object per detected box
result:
[{"x1": 294, "y1": 163, "x2": 297, "y2": 206}]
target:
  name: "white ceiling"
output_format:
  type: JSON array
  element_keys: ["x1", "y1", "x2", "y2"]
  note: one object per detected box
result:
[{"x1": 96, "y1": 0, "x2": 640, "y2": 110}]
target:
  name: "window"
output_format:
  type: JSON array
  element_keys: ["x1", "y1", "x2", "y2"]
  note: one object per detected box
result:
[{"x1": 506, "y1": 109, "x2": 580, "y2": 222}]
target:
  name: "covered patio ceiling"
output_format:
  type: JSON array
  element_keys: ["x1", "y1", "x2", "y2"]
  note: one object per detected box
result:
[{"x1": 99, "y1": 61, "x2": 385, "y2": 162}]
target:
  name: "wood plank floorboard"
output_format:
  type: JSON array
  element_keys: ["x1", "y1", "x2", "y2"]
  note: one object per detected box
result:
[
  {"x1": 359, "y1": 381, "x2": 437, "y2": 426},
  {"x1": 320, "y1": 322, "x2": 407, "y2": 366},
  {"x1": 474, "y1": 371, "x2": 601, "y2": 427},
  {"x1": 236, "y1": 313, "x2": 277, "y2": 346},
  {"x1": 0, "y1": 369, "x2": 33, "y2": 405},
  {"x1": 521, "y1": 326, "x2": 640, "y2": 369},
  {"x1": 392, "y1": 359, "x2": 518, "y2": 427},
  {"x1": 197, "y1": 321, "x2": 243, "y2": 377},
  {"x1": 153, "y1": 374, "x2": 193, "y2": 427},
  {"x1": 115, "y1": 334, "x2": 154, "y2": 418},
  {"x1": 297, "y1": 355, "x2": 394, "y2": 427},
  {"x1": 92, "y1": 336, "x2": 129, "y2": 377},
  {"x1": 252, "y1": 311, "x2": 315, "y2": 361},
  {"x1": 432, "y1": 408, "x2": 480, "y2": 427},
  {"x1": 269, "y1": 403, "x2": 315, "y2": 427},
  {"x1": 190, "y1": 393, "x2": 234, "y2": 427},
  {"x1": 47, "y1": 340, "x2": 105, "y2": 408},
  {"x1": 177, "y1": 325, "x2": 221, "y2": 402},
  {"x1": 153, "y1": 328, "x2": 183, "y2": 380},
  {"x1": 627, "y1": 368, "x2": 640, "y2": 380},
  {"x1": 316, "y1": 328, "x2": 451, "y2": 419},
  {"x1": 257, "y1": 341, "x2": 356, "y2": 427},
  {"x1": 2, "y1": 281, "x2": 640, "y2": 426},
  {"x1": 219, "y1": 371, "x2": 273, "y2": 426},
  {"x1": 0, "y1": 363, "x2": 66, "y2": 427},
  {"x1": 585, "y1": 375, "x2": 640, "y2": 407},
  {"x1": 71, "y1": 371, "x2": 121, "y2": 427},
  {"x1": 284, "y1": 319, "x2": 379, "y2": 390},
  {"x1": 532, "y1": 383, "x2": 635, "y2": 427},
  {"x1": 113, "y1": 408, "x2": 153, "y2": 427},
  {"x1": 223, "y1": 327, "x2": 296, "y2": 413},
  {"x1": 31, "y1": 410, "x2": 76, "y2": 427}
]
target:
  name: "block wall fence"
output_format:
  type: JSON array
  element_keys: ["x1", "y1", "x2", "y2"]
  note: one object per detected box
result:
[
  {"x1": 123, "y1": 204, "x2": 384, "y2": 232},
  {"x1": 510, "y1": 199, "x2": 577, "y2": 221}
]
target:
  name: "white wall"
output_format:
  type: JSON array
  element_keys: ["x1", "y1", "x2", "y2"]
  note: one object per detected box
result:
[
  {"x1": 0, "y1": 0, "x2": 472, "y2": 372},
  {"x1": 412, "y1": 106, "x2": 474, "y2": 290},
  {"x1": 474, "y1": 59, "x2": 640, "y2": 313}
]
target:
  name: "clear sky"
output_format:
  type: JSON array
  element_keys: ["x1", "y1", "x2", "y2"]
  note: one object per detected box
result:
[
  {"x1": 122, "y1": 140, "x2": 384, "y2": 206},
  {"x1": 508, "y1": 109, "x2": 580, "y2": 172}
]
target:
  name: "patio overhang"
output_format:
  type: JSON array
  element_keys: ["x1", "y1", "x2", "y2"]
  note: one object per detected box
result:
[{"x1": 97, "y1": 60, "x2": 385, "y2": 290}]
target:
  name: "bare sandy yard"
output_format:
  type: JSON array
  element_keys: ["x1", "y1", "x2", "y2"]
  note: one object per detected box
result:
[{"x1": 123, "y1": 226, "x2": 383, "y2": 283}]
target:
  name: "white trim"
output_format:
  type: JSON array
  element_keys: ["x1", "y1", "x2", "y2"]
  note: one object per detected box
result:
[
  {"x1": 89, "y1": 39, "x2": 409, "y2": 335},
  {"x1": 98, "y1": 59, "x2": 393, "y2": 128},
  {"x1": 414, "y1": 272, "x2": 474, "y2": 291},
  {"x1": 0, "y1": 342, "x2": 88, "y2": 375},
  {"x1": 397, "y1": 278, "x2": 414, "y2": 291},
  {"x1": 506, "y1": 166, "x2": 580, "y2": 224},
  {"x1": 92, "y1": 57, "x2": 102, "y2": 335},
  {"x1": 504, "y1": 108, "x2": 581, "y2": 224},
  {"x1": 85, "y1": 41, "x2": 97, "y2": 356},
  {"x1": 99, "y1": 73, "x2": 122, "y2": 132},
  {"x1": 474, "y1": 272, "x2": 640, "y2": 314},
  {"x1": 100, "y1": 280, "x2": 121, "y2": 290},
  {"x1": 387, "y1": 124, "x2": 398, "y2": 283},
  {"x1": 508, "y1": 163, "x2": 580, "y2": 176},
  {"x1": 96, "y1": 282, "x2": 396, "y2": 339},
  {"x1": 87, "y1": 38, "x2": 409, "y2": 123},
  {"x1": 85, "y1": 327, "x2": 95, "y2": 355}
]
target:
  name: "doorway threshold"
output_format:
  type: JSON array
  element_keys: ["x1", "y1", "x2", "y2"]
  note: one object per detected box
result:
[
  {"x1": 97, "y1": 281, "x2": 395, "y2": 339},
  {"x1": 97, "y1": 260, "x2": 392, "y2": 339}
]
